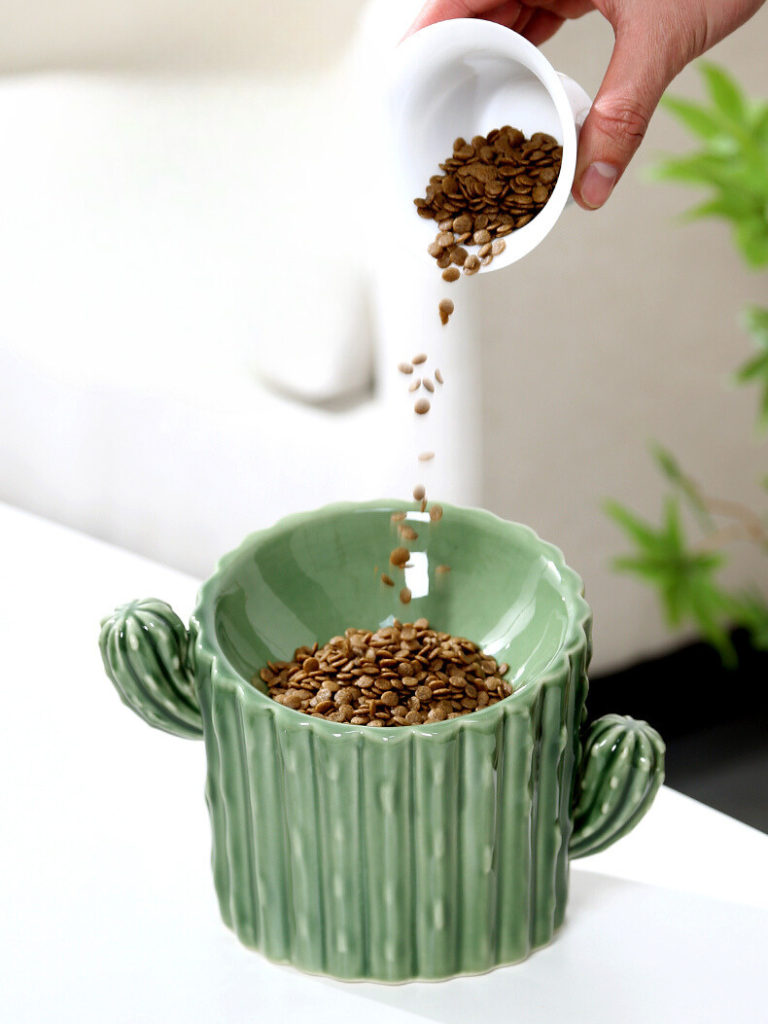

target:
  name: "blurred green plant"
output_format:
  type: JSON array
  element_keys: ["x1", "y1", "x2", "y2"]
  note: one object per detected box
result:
[{"x1": 606, "y1": 63, "x2": 768, "y2": 665}]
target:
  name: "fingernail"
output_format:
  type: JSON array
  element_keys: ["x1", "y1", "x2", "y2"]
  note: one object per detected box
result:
[{"x1": 580, "y1": 162, "x2": 619, "y2": 209}]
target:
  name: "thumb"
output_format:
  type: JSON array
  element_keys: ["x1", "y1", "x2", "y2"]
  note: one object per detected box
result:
[{"x1": 573, "y1": 22, "x2": 674, "y2": 210}]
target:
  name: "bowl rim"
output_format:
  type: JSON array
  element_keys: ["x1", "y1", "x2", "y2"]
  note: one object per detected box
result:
[{"x1": 189, "y1": 499, "x2": 592, "y2": 738}]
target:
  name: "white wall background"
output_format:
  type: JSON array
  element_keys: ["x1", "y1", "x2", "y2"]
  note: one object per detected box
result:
[{"x1": 0, "y1": 0, "x2": 766, "y2": 671}]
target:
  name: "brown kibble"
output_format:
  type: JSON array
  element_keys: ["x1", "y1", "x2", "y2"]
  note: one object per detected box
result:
[
  {"x1": 409, "y1": 377, "x2": 422, "y2": 393},
  {"x1": 491, "y1": 238, "x2": 506, "y2": 256},
  {"x1": 381, "y1": 690, "x2": 398, "y2": 707},
  {"x1": 398, "y1": 361, "x2": 413, "y2": 375},
  {"x1": 436, "y1": 231, "x2": 455, "y2": 247},
  {"x1": 415, "y1": 685, "x2": 433, "y2": 702},
  {"x1": 473, "y1": 229, "x2": 491, "y2": 245},
  {"x1": 413, "y1": 484, "x2": 425, "y2": 501},
  {"x1": 434, "y1": 368, "x2": 444, "y2": 385},
  {"x1": 452, "y1": 214, "x2": 473, "y2": 233},
  {"x1": 423, "y1": 378, "x2": 435, "y2": 393},
  {"x1": 450, "y1": 247, "x2": 468, "y2": 267},
  {"x1": 412, "y1": 353, "x2": 427, "y2": 365},
  {"x1": 436, "y1": 251, "x2": 452, "y2": 269},
  {"x1": 303, "y1": 656, "x2": 319, "y2": 672},
  {"x1": 439, "y1": 310, "x2": 449, "y2": 326},
  {"x1": 381, "y1": 573, "x2": 395, "y2": 587},
  {"x1": 463, "y1": 255, "x2": 481, "y2": 275},
  {"x1": 399, "y1": 525, "x2": 419, "y2": 541},
  {"x1": 427, "y1": 241, "x2": 445, "y2": 258},
  {"x1": 438, "y1": 299, "x2": 454, "y2": 316},
  {"x1": 429, "y1": 504, "x2": 443, "y2": 522},
  {"x1": 418, "y1": 451, "x2": 435, "y2": 461},
  {"x1": 436, "y1": 564, "x2": 451, "y2": 574},
  {"x1": 438, "y1": 218, "x2": 454, "y2": 231},
  {"x1": 414, "y1": 398, "x2": 431, "y2": 415},
  {"x1": 400, "y1": 587, "x2": 412, "y2": 605},
  {"x1": 390, "y1": 547, "x2": 410, "y2": 566},
  {"x1": 442, "y1": 266, "x2": 460, "y2": 283},
  {"x1": 391, "y1": 511, "x2": 407, "y2": 522}
]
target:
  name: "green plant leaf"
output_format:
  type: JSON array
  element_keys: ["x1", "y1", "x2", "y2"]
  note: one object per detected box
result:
[
  {"x1": 700, "y1": 62, "x2": 748, "y2": 125},
  {"x1": 651, "y1": 444, "x2": 714, "y2": 531},
  {"x1": 606, "y1": 496, "x2": 738, "y2": 663},
  {"x1": 734, "y1": 305, "x2": 768, "y2": 426},
  {"x1": 662, "y1": 96, "x2": 723, "y2": 139},
  {"x1": 734, "y1": 215, "x2": 768, "y2": 267}
]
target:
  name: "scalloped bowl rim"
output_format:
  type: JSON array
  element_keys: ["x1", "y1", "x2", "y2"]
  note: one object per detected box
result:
[{"x1": 190, "y1": 499, "x2": 592, "y2": 737}]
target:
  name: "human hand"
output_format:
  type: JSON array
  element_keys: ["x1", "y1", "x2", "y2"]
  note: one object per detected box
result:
[{"x1": 406, "y1": 0, "x2": 766, "y2": 209}]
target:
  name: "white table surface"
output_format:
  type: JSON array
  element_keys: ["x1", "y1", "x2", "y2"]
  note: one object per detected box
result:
[{"x1": 1, "y1": 501, "x2": 766, "y2": 1023}]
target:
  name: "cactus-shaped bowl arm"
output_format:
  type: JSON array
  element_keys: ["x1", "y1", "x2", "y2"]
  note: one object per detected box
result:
[
  {"x1": 569, "y1": 714, "x2": 665, "y2": 860},
  {"x1": 99, "y1": 598, "x2": 203, "y2": 740}
]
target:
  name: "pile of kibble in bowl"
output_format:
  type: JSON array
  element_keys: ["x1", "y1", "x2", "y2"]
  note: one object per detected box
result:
[{"x1": 255, "y1": 619, "x2": 512, "y2": 726}]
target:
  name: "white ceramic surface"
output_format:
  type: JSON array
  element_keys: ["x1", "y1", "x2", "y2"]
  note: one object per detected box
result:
[{"x1": 387, "y1": 18, "x2": 591, "y2": 271}]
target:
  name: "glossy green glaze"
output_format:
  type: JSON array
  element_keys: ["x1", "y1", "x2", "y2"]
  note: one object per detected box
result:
[{"x1": 99, "y1": 500, "x2": 665, "y2": 981}]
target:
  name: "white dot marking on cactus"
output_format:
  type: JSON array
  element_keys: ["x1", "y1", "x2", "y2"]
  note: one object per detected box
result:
[
  {"x1": 336, "y1": 933, "x2": 348, "y2": 954},
  {"x1": 172, "y1": 656, "x2": 180, "y2": 670},
  {"x1": 433, "y1": 900, "x2": 445, "y2": 931},
  {"x1": 482, "y1": 844, "x2": 493, "y2": 873},
  {"x1": 601, "y1": 802, "x2": 610, "y2": 814},
  {"x1": 620, "y1": 747, "x2": 629, "y2": 759},
  {"x1": 609, "y1": 776, "x2": 619, "y2": 789}
]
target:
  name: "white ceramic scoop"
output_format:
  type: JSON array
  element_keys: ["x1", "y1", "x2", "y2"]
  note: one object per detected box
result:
[{"x1": 387, "y1": 18, "x2": 592, "y2": 271}]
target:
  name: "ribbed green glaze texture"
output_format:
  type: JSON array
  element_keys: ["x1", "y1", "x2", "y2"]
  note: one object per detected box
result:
[
  {"x1": 570, "y1": 714, "x2": 665, "y2": 859},
  {"x1": 191, "y1": 621, "x2": 590, "y2": 981},
  {"x1": 99, "y1": 501, "x2": 665, "y2": 982},
  {"x1": 99, "y1": 599, "x2": 203, "y2": 739}
]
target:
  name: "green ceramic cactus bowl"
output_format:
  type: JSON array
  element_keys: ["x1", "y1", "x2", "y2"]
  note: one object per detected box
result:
[{"x1": 99, "y1": 500, "x2": 664, "y2": 982}]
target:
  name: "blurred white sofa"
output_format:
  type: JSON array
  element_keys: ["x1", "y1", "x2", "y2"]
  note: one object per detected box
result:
[{"x1": 1, "y1": 0, "x2": 766, "y2": 672}]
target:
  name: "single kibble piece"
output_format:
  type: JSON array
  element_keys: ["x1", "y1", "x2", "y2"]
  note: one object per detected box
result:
[
  {"x1": 390, "y1": 546, "x2": 410, "y2": 566},
  {"x1": 473, "y1": 229, "x2": 491, "y2": 245},
  {"x1": 412, "y1": 353, "x2": 427, "y2": 365},
  {"x1": 398, "y1": 361, "x2": 413, "y2": 375},
  {"x1": 427, "y1": 241, "x2": 445, "y2": 258},
  {"x1": 429, "y1": 504, "x2": 444, "y2": 521},
  {"x1": 399, "y1": 525, "x2": 419, "y2": 541},
  {"x1": 450, "y1": 246, "x2": 468, "y2": 267},
  {"x1": 399, "y1": 587, "x2": 412, "y2": 605},
  {"x1": 436, "y1": 231, "x2": 455, "y2": 247},
  {"x1": 418, "y1": 451, "x2": 435, "y2": 461},
  {"x1": 491, "y1": 238, "x2": 506, "y2": 256},
  {"x1": 409, "y1": 377, "x2": 422, "y2": 392},
  {"x1": 463, "y1": 255, "x2": 481, "y2": 275},
  {"x1": 442, "y1": 266, "x2": 460, "y2": 283},
  {"x1": 436, "y1": 564, "x2": 451, "y2": 574},
  {"x1": 439, "y1": 310, "x2": 449, "y2": 326},
  {"x1": 381, "y1": 573, "x2": 394, "y2": 587},
  {"x1": 438, "y1": 299, "x2": 454, "y2": 316},
  {"x1": 434, "y1": 368, "x2": 444, "y2": 385},
  {"x1": 413, "y1": 484, "x2": 426, "y2": 501},
  {"x1": 423, "y1": 378, "x2": 435, "y2": 393},
  {"x1": 414, "y1": 398, "x2": 431, "y2": 415},
  {"x1": 391, "y1": 511, "x2": 407, "y2": 522}
]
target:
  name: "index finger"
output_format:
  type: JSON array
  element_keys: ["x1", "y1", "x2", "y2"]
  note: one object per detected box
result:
[{"x1": 406, "y1": 0, "x2": 517, "y2": 37}]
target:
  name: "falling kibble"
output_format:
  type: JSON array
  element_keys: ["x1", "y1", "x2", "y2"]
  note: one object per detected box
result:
[
  {"x1": 399, "y1": 525, "x2": 419, "y2": 541},
  {"x1": 412, "y1": 353, "x2": 427, "y2": 365},
  {"x1": 399, "y1": 587, "x2": 412, "y2": 605},
  {"x1": 429, "y1": 505, "x2": 443, "y2": 522},
  {"x1": 390, "y1": 547, "x2": 410, "y2": 567},
  {"x1": 418, "y1": 451, "x2": 435, "y2": 461},
  {"x1": 438, "y1": 298, "x2": 454, "y2": 326},
  {"x1": 436, "y1": 564, "x2": 451, "y2": 574},
  {"x1": 434, "y1": 368, "x2": 444, "y2": 385},
  {"x1": 414, "y1": 398, "x2": 431, "y2": 415},
  {"x1": 413, "y1": 485, "x2": 426, "y2": 501},
  {"x1": 409, "y1": 377, "x2": 422, "y2": 393},
  {"x1": 442, "y1": 267, "x2": 460, "y2": 283},
  {"x1": 423, "y1": 378, "x2": 434, "y2": 393},
  {"x1": 381, "y1": 573, "x2": 395, "y2": 587},
  {"x1": 398, "y1": 361, "x2": 414, "y2": 375}
]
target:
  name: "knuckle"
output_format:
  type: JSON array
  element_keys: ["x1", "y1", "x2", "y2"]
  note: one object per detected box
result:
[{"x1": 591, "y1": 97, "x2": 652, "y2": 150}]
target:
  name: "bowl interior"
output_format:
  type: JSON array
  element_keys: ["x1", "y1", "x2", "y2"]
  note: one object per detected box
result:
[
  {"x1": 387, "y1": 19, "x2": 577, "y2": 271},
  {"x1": 208, "y1": 503, "x2": 583, "y2": 696}
]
